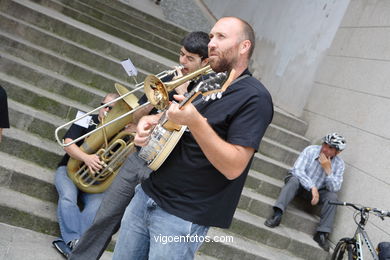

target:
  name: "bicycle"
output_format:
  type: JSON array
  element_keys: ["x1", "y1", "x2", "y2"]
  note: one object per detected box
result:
[{"x1": 329, "y1": 201, "x2": 390, "y2": 260}]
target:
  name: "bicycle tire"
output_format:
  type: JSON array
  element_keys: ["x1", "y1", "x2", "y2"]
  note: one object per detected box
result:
[{"x1": 331, "y1": 238, "x2": 354, "y2": 260}]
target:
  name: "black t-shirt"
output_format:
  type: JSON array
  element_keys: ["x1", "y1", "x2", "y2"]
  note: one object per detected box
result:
[
  {"x1": 57, "y1": 114, "x2": 100, "y2": 167},
  {"x1": 142, "y1": 69, "x2": 274, "y2": 228},
  {"x1": 0, "y1": 86, "x2": 10, "y2": 128}
]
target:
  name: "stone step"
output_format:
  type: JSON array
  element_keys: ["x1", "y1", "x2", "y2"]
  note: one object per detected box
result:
[
  {"x1": 0, "y1": 10, "x2": 137, "y2": 80},
  {"x1": 7, "y1": 99, "x2": 70, "y2": 143},
  {"x1": 229, "y1": 209, "x2": 329, "y2": 260},
  {"x1": 0, "y1": 11, "x2": 148, "y2": 84},
  {"x1": 264, "y1": 123, "x2": 311, "y2": 154},
  {"x1": 73, "y1": 0, "x2": 185, "y2": 43},
  {"x1": 199, "y1": 228, "x2": 305, "y2": 260},
  {"x1": 0, "y1": 53, "x2": 106, "y2": 108},
  {"x1": 245, "y1": 170, "x2": 284, "y2": 200},
  {"x1": 251, "y1": 152, "x2": 290, "y2": 181},
  {"x1": 0, "y1": 30, "x2": 131, "y2": 94},
  {"x1": 239, "y1": 188, "x2": 319, "y2": 236},
  {"x1": 259, "y1": 137, "x2": 300, "y2": 166},
  {"x1": 0, "y1": 222, "x2": 113, "y2": 260},
  {"x1": 0, "y1": 151, "x2": 57, "y2": 203},
  {"x1": 0, "y1": 187, "x2": 59, "y2": 236},
  {"x1": 1, "y1": 73, "x2": 93, "y2": 122},
  {"x1": 0, "y1": 127, "x2": 63, "y2": 170},
  {"x1": 95, "y1": 0, "x2": 188, "y2": 38},
  {"x1": 0, "y1": 0, "x2": 175, "y2": 75},
  {"x1": 273, "y1": 106, "x2": 308, "y2": 136},
  {"x1": 18, "y1": 0, "x2": 179, "y2": 61},
  {"x1": 30, "y1": 0, "x2": 182, "y2": 54}
]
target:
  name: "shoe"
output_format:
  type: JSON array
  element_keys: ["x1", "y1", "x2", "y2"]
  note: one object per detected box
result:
[
  {"x1": 313, "y1": 232, "x2": 330, "y2": 252},
  {"x1": 52, "y1": 239, "x2": 71, "y2": 258},
  {"x1": 264, "y1": 214, "x2": 282, "y2": 228}
]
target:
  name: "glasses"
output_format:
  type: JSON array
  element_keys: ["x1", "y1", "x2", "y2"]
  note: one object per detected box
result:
[{"x1": 100, "y1": 102, "x2": 113, "y2": 111}]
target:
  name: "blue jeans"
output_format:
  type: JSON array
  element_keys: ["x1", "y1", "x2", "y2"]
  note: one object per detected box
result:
[
  {"x1": 54, "y1": 166, "x2": 104, "y2": 244},
  {"x1": 113, "y1": 185, "x2": 209, "y2": 260}
]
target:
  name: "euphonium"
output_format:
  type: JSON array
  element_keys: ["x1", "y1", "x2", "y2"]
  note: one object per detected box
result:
[{"x1": 67, "y1": 84, "x2": 138, "y2": 193}]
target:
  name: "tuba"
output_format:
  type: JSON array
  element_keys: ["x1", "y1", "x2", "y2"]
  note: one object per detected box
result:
[
  {"x1": 67, "y1": 83, "x2": 138, "y2": 193},
  {"x1": 57, "y1": 65, "x2": 213, "y2": 193}
]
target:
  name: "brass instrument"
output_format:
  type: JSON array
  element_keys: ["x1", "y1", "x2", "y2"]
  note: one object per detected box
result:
[
  {"x1": 67, "y1": 84, "x2": 138, "y2": 193},
  {"x1": 55, "y1": 65, "x2": 213, "y2": 193},
  {"x1": 54, "y1": 67, "x2": 181, "y2": 147},
  {"x1": 144, "y1": 64, "x2": 212, "y2": 110}
]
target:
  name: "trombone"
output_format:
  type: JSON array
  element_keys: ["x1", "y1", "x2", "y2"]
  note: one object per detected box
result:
[{"x1": 54, "y1": 64, "x2": 212, "y2": 147}]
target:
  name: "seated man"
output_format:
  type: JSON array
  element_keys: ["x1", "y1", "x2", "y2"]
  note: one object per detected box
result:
[
  {"x1": 264, "y1": 132, "x2": 346, "y2": 252},
  {"x1": 52, "y1": 93, "x2": 118, "y2": 258},
  {"x1": 69, "y1": 31, "x2": 210, "y2": 260}
]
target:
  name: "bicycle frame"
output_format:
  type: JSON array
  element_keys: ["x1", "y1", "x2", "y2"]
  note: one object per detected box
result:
[{"x1": 352, "y1": 225, "x2": 378, "y2": 260}]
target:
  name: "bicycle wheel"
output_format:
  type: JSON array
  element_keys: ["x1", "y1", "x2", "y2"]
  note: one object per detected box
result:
[{"x1": 331, "y1": 238, "x2": 354, "y2": 260}]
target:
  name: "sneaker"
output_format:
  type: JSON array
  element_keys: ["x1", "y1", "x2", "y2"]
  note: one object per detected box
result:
[{"x1": 52, "y1": 239, "x2": 71, "y2": 258}]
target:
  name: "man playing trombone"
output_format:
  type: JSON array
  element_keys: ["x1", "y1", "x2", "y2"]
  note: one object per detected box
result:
[{"x1": 69, "y1": 31, "x2": 210, "y2": 260}]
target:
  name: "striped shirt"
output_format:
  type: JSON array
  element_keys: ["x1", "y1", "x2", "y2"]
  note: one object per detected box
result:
[{"x1": 290, "y1": 145, "x2": 345, "y2": 192}]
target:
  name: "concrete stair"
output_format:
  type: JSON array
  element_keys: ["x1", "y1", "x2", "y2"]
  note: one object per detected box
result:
[{"x1": 0, "y1": 0, "x2": 330, "y2": 259}]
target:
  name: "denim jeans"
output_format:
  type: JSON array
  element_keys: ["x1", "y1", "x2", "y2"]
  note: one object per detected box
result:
[
  {"x1": 113, "y1": 185, "x2": 209, "y2": 260},
  {"x1": 54, "y1": 166, "x2": 104, "y2": 244},
  {"x1": 69, "y1": 152, "x2": 152, "y2": 260}
]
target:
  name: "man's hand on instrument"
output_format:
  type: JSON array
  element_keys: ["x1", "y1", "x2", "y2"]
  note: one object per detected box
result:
[
  {"x1": 167, "y1": 95, "x2": 205, "y2": 127},
  {"x1": 311, "y1": 186, "x2": 320, "y2": 206},
  {"x1": 134, "y1": 114, "x2": 160, "y2": 147},
  {"x1": 319, "y1": 152, "x2": 332, "y2": 175},
  {"x1": 83, "y1": 154, "x2": 103, "y2": 173},
  {"x1": 173, "y1": 66, "x2": 189, "y2": 95},
  {"x1": 124, "y1": 123, "x2": 137, "y2": 133}
]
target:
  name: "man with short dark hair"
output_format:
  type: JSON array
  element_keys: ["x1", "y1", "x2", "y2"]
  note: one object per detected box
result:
[
  {"x1": 69, "y1": 31, "x2": 210, "y2": 260},
  {"x1": 112, "y1": 17, "x2": 274, "y2": 259},
  {"x1": 264, "y1": 132, "x2": 347, "y2": 252}
]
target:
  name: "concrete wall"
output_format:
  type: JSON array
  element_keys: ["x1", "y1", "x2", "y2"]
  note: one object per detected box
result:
[
  {"x1": 303, "y1": 0, "x2": 390, "y2": 245},
  {"x1": 203, "y1": 0, "x2": 349, "y2": 116}
]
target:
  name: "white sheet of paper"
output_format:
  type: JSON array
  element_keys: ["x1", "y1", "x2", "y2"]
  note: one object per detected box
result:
[
  {"x1": 121, "y1": 58, "x2": 138, "y2": 77},
  {"x1": 74, "y1": 110, "x2": 92, "y2": 129}
]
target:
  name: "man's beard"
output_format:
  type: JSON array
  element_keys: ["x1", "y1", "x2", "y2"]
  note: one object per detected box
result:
[
  {"x1": 209, "y1": 47, "x2": 237, "y2": 73},
  {"x1": 210, "y1": 56, "x2": 231, "y2": 73}
]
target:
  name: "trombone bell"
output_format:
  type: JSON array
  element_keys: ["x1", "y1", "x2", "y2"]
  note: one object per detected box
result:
[
  {"x1": 143, "y1": 64, "x2": 212, "y2": 111},
  {"x1": 144, "y1": 75, "x2": 169, "y2": 111}
]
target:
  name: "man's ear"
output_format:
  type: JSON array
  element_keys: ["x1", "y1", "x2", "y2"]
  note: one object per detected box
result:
[
  {"x1": 201, "y1": 58, "x2": 209, "y2": 67},
  {"x1": 240, "y1": 40, "x2": 251, "y2": 55}
]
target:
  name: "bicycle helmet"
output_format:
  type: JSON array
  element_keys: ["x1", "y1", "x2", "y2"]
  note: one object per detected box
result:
[{"x1": 322, "y1": 133, "x2": 346, "y2": 151}]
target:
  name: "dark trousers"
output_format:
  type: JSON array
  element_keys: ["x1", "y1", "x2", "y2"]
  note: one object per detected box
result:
[
  {"x1": 274, "y1": 175, "x2": 338, "y2": 233},
  {"x1": 69, "y1": 152, "x2": 152, "y2": 259}
]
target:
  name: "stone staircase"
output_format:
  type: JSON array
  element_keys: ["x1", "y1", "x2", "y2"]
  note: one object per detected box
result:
[{"x1": 0, "y1": 0, "x2": 330, "y2": 259}]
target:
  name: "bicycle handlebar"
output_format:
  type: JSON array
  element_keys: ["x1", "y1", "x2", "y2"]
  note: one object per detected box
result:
[{"x1": 329, "y1": 201, "x2": 390, "y2": 218}]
